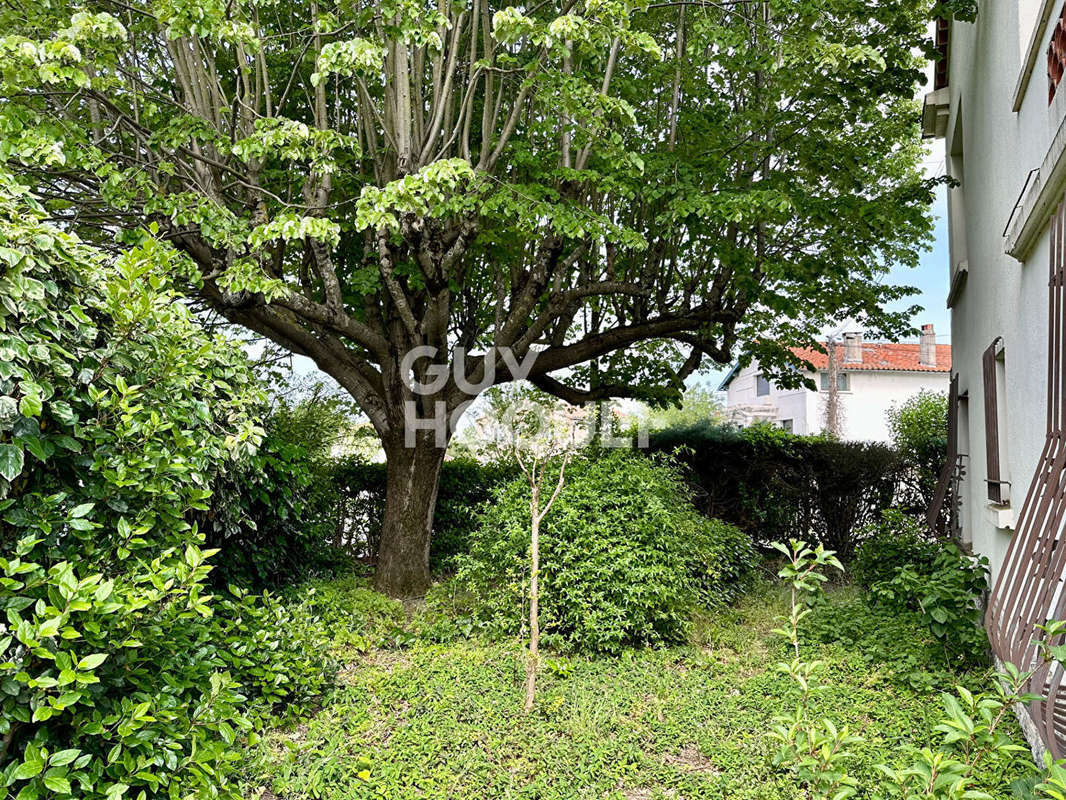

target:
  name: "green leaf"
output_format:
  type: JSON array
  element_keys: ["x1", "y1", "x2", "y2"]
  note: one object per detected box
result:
[
  {"x1": 0, "y1": 443, "x2": 24, "y2": 481},
  {"x1": 77, "y1": 652, "x2": 108, "y2": 671}
]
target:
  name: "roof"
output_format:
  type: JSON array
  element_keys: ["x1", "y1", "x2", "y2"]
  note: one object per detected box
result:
[
  {"x1": 788, "y1": 343, "x2": 952, "y2": 373},
  {"x1": 718, "y1": 341, "x2": 952, "y2": 390}
]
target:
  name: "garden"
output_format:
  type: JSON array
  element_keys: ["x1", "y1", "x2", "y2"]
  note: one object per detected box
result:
[
  {"x1": 2, "y1": 170, "x2": 1062, "y2": 797},
  {"x1": 4, "y1": 0, "x2": 1060, "y2": 797}
]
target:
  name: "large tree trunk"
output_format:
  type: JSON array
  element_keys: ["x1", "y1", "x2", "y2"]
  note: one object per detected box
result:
[{"x1": 373, "y1": 436, "x2": 448, "y2": 597}]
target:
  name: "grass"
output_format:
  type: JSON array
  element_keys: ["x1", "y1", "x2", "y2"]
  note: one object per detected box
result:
[{"x1": 244, "y1": 582, "x2": 1034, "y2": 800}]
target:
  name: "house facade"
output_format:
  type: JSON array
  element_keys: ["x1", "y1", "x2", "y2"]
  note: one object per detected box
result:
[
  {"x1": 927, "y1": 0, "x2": 1066, "y2": 758},
  {"x1": 718, "y1": 327, "x2": 951, "y2": 443}
]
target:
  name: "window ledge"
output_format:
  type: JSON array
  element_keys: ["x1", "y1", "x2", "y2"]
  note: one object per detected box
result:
[
  {"x1": 986, "y1": 503, "x2": 1015, "y2": 530},
  {"x1": 1004, "y1": 111, "x2": 1066, "y2": 261}
]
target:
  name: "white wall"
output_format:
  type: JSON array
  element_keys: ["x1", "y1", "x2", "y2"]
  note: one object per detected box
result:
[
  {"x1": 944, "y1": 1, "x2": 1059, "y2": 585},
  {"x1": 725, "y1": 365, "x2": 949, "y2": 442}
]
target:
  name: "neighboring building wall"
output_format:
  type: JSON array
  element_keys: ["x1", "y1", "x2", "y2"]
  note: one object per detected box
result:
[
  {"x1": 833, "y1": 371, "x2": 949, "y2": 443},
  {"x1": 723, "y1": 365, "x2": 949, "y2": 443},
  {"x1": 724, "y1": 364, "x2": 811, "y2": 433}
]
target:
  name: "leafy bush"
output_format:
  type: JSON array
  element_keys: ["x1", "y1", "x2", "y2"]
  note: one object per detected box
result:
[
  {"x1": 199, "y1": 392, "x2": 355, "y2": 590},
  {"x1": 647, "y1": 421, "x2": 900, "y2": 560},
  {"x1": 0, "y1": 175, "x2": 332, "y2": 799},
  {"x1": 456, "y1": 450, "x2": 757, "y2": 654},
  {"x1": 850, "y1": 509, "x2": 940, "y2": 588},
  {"x1": 868, "y1": 543, "x2": 989, "y2": 666},
  {"x1": 850, "y1": 512, "x2": 988, "y2": 667}
]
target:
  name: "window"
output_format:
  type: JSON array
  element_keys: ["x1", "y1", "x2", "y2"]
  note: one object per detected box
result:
[
  {"x1": 819, "y1": 372, "x2": 850, "y2": 392},
  {"x1": 756, "y1": 374, "x2": 771, "y2": 396},
  {"x1": 780, "y1": 419, "x2": 793, "y2": 433}
]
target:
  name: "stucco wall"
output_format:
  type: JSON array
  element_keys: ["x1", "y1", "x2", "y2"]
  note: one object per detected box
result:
[{"x1": 945, "y1": 1, "x2": 1059, "y2": 585}]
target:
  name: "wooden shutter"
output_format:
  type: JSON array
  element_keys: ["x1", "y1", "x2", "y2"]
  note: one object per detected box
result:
[{"x1": 982, "y1": 340, "x2": 1004, "y2": 503}]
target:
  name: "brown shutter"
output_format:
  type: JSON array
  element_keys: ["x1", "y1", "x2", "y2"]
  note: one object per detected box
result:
[{"x1": 982, "y1": 340, "x2": 1003, "y2": 503}]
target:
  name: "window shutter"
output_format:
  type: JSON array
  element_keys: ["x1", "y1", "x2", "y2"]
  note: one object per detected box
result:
[{"x1": 982, "y1": 340, "x2": 1003, "y2": 503}]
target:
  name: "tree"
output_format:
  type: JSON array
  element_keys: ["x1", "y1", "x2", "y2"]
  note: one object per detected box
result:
[
  {"x1": 887, "y1": 389, "x2": 948, "y2": 515},
  {"x1": 638, "y1": 384, "x2": 723, "y2": 432},
  {"x1": 507, "y1": 398, "x2": 572, "y2": 713},
  {"x1": 0, "y1": 0, "x2": 941, "y2": 595}
]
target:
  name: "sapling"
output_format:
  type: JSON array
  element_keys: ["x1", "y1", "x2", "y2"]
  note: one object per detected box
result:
[
  {"x1": 769, "y1": 539, "x2": 860, "y2": 800},
  {"x1": 504, "y1": 392, "x2": 576, "y2": 713}
]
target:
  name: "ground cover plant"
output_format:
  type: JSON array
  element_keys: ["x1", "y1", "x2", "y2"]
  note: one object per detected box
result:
[{"x1": 242, "y1": 579, "x2": 1034, "y2": 800}]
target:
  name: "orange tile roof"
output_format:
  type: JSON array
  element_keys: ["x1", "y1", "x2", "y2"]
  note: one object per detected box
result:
[{"x1": 789, "y1": 342, "x2": 952, "y2": 373}]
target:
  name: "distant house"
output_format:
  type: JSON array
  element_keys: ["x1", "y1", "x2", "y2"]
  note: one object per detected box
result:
[{"x1": 718, "y1": 325, "x2": 951, "y2": 442}]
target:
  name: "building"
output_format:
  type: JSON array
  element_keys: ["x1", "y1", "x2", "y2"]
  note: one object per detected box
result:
[
  {"x1": 718, "y1": 326, "x2": 951, "y2": 442},
  {"x1": 926, "y1": 0, "x2": 1066, "y2": 758}
]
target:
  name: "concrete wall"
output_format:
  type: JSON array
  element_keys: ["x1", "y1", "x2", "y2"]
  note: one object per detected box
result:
[{"x1": 943, "y1": 0, "x2": 1059, "y2": 585}]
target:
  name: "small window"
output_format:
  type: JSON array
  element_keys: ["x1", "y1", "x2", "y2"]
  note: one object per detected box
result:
[
  {"x1": 819, "y1": 372, "x2": 850, "y2": 392},
  {"x1": 780, "y1": 419, "x2": 793, "y2": 433},
  {"x1": 756, "y1": 375, "x2": 771, "y2": 396}
]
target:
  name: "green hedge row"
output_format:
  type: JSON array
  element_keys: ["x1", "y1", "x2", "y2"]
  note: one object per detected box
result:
[{"x1": 646, "y1": 422, "x2": 901, "y2": 560}]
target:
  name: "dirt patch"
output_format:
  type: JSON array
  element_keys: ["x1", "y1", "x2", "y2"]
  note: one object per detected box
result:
[{"x1": 664, "y1": 744, "x2": 720, "y2": 775}]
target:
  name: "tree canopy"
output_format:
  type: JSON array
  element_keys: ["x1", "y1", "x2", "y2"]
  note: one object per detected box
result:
[{"x1": 0, "y1": 0, "x2": 942, "y2": 594}]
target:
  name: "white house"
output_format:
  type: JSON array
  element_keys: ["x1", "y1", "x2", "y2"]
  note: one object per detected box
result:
[
  {"x1": 926, "y1": 0, "x2": 1066, "y2": 759},
  {"x1": 718, "y1": 326, "x2": 951, "y2": 443}
]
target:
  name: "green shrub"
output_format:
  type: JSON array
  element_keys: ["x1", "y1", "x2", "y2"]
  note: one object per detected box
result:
[
  {"x1": 200, "y1": 394, "x2": 355, "y2": 590},
  {"x1": 456, "y1": 450, "x2": 757, "y2": 654},
  {"x1": 0, "y1": 174, "x2": 333, "y2": 799},
  {"x1": 850, "y1": 509, "x2": 940, "y2": 588},
  {"x1": 868, "y1": 543, "x2": 989, "y2": 666},
  {"x1": 887, "y1": 390, "x2": 948, "y2": 516}
]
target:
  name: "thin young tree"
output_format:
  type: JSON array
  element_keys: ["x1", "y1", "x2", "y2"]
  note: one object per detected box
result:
[
  {"x1": 0, "y1": 0, "x2": 949, "y2": 595},
  {"x1": 506, "y1": 392, "x2": 574, "y2": 712},
  {"x1": 515, "y1": 444, "x2": 569, "y2": 713}
]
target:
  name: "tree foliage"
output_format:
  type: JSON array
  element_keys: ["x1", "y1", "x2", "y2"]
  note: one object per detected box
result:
[
  {"x1": 0, "y1": 0, "x2": 942, "y2": 594},
  {"x1": 887, "y1": 389, "x2": 948, "y2": 514}
]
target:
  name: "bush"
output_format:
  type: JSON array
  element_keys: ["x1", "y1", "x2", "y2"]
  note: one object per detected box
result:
[
  {"x1": 851, "y1": 512, "x2": 988, "y2": 666},
  {"x1": 850, "y1": 509, "x2": 940, "y2": 588},
  {"x1": 868, "y1": 543, "x2": 989, "y2": 666},
  {"x1": 0, "y1": 175, "x2": 333, "y2": 800},
  {"x1": 199, "y1": 393, "x2": 355, "y2": 590},
  {"x1": 647, "y1": 421, "x2": 901, "y2": 559},
  {"x1": 887, "y1": 390, "x2": 948, "y2": 516},
  {"x1": 456, "y1": 450, "x2": 757, "y2": 654}
]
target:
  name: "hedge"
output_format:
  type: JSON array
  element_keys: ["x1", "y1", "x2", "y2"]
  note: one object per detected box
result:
[{"x1": 646, "y1": 422, "x2": 901, "y2": 560}]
